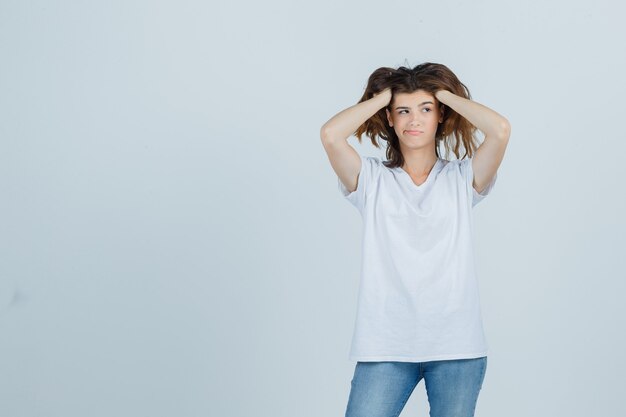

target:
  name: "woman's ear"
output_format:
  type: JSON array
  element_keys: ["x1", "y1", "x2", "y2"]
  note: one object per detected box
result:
[
  {"x1": 439, "y1": 105, "x2": 445, "y2": 123},
  {"x1": 386, "y1": 108, "x2": 393, "y2": 127}
]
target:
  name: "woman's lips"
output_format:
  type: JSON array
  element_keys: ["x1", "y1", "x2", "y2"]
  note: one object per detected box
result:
[{"x1": 405, "y1": 130, "x2": 423, "y2": 136}]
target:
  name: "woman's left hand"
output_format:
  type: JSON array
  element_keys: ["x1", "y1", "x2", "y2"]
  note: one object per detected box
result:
[{"x1": 434, "y1": 89, "x2": 450, "y2": 102}]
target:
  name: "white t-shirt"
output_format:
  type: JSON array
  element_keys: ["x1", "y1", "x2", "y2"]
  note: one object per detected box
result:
[{"x1": 338, "y1": 155, "x2": 497, "y2": 362}]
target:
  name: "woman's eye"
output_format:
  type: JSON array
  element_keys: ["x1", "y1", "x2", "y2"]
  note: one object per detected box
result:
[
  {"x1": 399, "y1": 109, "x2": 431, "y2": 114},
  {"x1": 398, "y1": 109, "x2": 431, "y2": 114}
]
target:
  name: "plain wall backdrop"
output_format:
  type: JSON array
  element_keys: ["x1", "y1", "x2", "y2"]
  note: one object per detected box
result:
[{"x1": 1, "y1": 0, "x2": 625, "y2": 416}]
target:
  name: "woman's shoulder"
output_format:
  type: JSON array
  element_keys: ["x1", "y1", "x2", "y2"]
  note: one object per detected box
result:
[
  {"x1": 360, "y1": 155, "x2": 387, "y2": 171},
  {"x1": 439, "y1": 157, "x2": 468, "y2": 171}
]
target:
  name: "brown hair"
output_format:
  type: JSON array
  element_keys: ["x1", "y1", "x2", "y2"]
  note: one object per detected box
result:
[{"x1": 354, "y1": 62, "x2": 480, "y2": 168}]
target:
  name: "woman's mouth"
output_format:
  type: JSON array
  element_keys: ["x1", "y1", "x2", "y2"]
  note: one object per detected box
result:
[{"x1": 405, "y1": 130, "x2": 423, "y2": 136}]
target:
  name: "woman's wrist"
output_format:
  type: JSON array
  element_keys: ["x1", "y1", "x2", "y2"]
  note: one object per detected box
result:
[
  {"x1": 372, "y1": 88, "x2": 392, "y2": 108},
  {"x1": 435, "y1": 89, "x2": 452, "y2": 103}
]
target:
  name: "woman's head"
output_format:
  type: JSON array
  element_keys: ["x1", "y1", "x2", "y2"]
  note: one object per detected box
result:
[
  {"x1": 385, "y1": 89, "x2": 445, "y2": 160},
  {"x1": 354, "y1": 62, "x2": 480, "y2": 167}
]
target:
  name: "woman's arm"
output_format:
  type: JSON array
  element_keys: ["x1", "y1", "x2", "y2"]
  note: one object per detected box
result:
[
  {"x1": 320, "y1": 89, "x2": 391, "y2": 193},
  {"x1": 320, "y1": 88, "x2": 391, "y2": 145},
  {"x1": 435, "y1": 90, "x2": 510, "y2": 139},
  {"x1": 435, "y1": 89, "x2": 510, "y2": 194}
]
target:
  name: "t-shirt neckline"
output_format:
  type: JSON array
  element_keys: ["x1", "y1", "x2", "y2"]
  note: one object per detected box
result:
[{"x1": 393, "y1": 158, "x2": 442, "y2": 190}]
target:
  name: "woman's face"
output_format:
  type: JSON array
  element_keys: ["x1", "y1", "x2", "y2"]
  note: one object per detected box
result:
[{"x1": 385, "y1": 90, "x2": 444, "y2": 149}]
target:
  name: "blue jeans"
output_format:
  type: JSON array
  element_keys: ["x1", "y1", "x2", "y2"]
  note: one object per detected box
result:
[{"x1": 345, "y1": 356, "x2": 487, "y2": 417}]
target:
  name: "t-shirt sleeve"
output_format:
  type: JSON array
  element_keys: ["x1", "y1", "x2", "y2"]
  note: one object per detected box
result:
[
  {"x1": 337, "y1": 155, "x2": 380, "y2": 212},
  {"x1": 461, "y1": 157, "x2": 497, "y2": 208}
]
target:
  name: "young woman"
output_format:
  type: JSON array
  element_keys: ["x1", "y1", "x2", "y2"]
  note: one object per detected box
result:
[{"x1": 320, "y1": 63, "x2": 510, "y2": 417}]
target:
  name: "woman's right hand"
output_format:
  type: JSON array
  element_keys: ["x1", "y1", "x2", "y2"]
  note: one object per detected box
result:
[{"x1": 373, "y1": 87, "x2": 392, "y2": 108}]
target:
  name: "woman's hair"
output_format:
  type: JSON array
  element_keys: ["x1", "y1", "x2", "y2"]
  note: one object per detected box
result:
[{"x1": 354, "y1": 62, "x2": 480, "y2": 168}]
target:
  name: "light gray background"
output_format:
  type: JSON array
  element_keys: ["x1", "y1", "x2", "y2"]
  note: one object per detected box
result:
[{"x1": 1, "y1": 0, "x2": 624, "y2": 416}]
